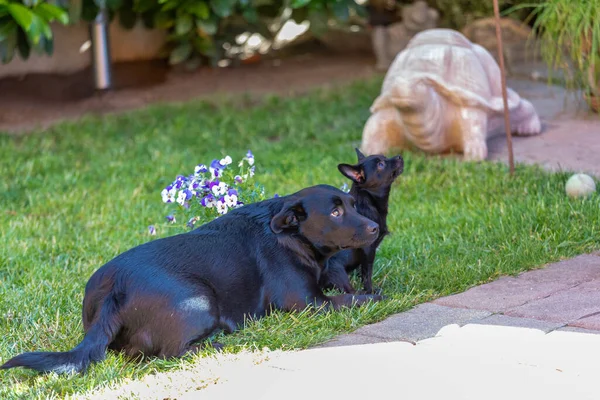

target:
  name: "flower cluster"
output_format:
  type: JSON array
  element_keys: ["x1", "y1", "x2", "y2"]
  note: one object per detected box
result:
[{"x1": 157, "y1": 151, "x2": 265, "y2": 232}]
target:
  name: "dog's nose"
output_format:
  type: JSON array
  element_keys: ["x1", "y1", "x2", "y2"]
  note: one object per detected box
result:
[
  {"x1": 367, "y1": 223, "x2": 379, "y2": 235},
  {"x1": 394, "y1": 155, "x2": 404, "y2": 169}
]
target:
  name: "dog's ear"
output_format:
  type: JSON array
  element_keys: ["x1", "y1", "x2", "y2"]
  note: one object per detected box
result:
[
  {"x1": 270, "y1": 201, "x2": 305, "y2": 234},
  {"x1": 338, "y1": 164, "x2": 364, "y2": 183},
  {"x1": 355, "y1": 148, "x2": 366, "y2": 161}
]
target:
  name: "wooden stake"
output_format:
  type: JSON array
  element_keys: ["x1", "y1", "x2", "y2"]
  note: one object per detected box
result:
[{"x1": 492, "y1": 0, "x2": 515, "y2": 175}]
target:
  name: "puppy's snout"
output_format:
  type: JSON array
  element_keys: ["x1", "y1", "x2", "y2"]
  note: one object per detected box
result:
[
  {"x1": 394, "y1": 155, "x2": 404, "y2": 168},
  {"x1": 367, "y1": 222, "x2": 379, "y2": 235}
]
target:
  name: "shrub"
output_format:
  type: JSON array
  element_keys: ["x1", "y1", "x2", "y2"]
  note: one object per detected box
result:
[{"x1": 0, "y1": 0, "x2": 68, "y2": 63}]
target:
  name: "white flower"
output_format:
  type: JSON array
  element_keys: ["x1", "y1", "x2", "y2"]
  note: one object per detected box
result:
[
  {"x1": 247, "y1": 156, "x2": 254, "y2": 166},
  {"x1": 204, "y1": 197, "x2": 217, "y2": 208},
  {"x1": 176, "y1": 190, "x2": 187, "y2": 206},
  {"x1": 219, "y1": 156, "x2": 232, "y2": 166},
  {"x1": 161, "y1": 187, "x2": 176, "y2": 203},
  {"x1": 212, "y1": 182, "x2": 228, "y2": 196},
  {"x1": 216, "y1": 201, "x2": 228, "y2": 215},
  {"x1": 224, "y1": 193, "x2": 238, "y2": 208}
]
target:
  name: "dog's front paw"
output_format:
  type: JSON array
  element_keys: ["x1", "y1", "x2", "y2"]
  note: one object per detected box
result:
[{"x1": 357, "y1": 287, "x2": 384, "y2": 296}]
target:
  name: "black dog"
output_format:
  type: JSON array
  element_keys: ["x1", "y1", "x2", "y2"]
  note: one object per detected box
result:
[
  {"x1": 1, "y1": 185, "x2": 382, "y2": 375},
  {"x1": 320, "y1": 149, "x2": 403, "y2": 294}
]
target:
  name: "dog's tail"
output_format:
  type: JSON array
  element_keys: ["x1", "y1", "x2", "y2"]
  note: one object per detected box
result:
[{"x1": 1, "y1": 293, "x2": 121, "y2": 374}]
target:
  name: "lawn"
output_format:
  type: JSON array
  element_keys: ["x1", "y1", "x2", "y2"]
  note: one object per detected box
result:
[{"x1": 1, "y1": 77, "x2": 599, "y2": 399}]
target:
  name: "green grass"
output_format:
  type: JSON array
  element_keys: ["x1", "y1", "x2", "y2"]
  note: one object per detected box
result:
[{"x1": 1, "y1": 77, "x2": 599, "y2": 399}]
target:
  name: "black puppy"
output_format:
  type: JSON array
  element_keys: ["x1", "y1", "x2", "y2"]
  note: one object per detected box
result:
[
  {"x1": 1, "y1": 185, "x2": 381, "y2": 375},
  {"x1": 320, "y1": 149, "x2": 403, "y2": 294}
]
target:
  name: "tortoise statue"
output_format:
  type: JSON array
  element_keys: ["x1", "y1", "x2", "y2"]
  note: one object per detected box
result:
[{"x1": 361, "y1": 29, "x2": 541, "y2": 161}]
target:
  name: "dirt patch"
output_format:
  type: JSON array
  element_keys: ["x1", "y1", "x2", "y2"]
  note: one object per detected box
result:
[{"x1": 0, "y1": 52, "x2": 379, "y2": 134}]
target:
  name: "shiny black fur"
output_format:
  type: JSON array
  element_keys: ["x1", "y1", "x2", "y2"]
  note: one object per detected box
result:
[
  {"x1": 1, "y1": 185, "x2": 381, "y2": 375},
  {"x1": 319, "y1": 149, "x2": 403, "y2": 294}
]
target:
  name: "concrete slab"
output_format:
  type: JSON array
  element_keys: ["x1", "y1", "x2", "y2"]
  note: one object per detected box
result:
[
  {"x1": 351, "y1": 303, "x2": 491, "y2": 341},
  {"x1": 505, "y1": 280, "x2": 600, "y2": 324},
  {"x1": 568, "y1": 312, "x2": 600, "y2": 331},
  {"x1": 516, "y1": 255, "x2": 600, "y2": 286},
  {"x1": 83, "y1": 324, "x2": 600, "y2": 400},
  {"x1": 315, "y1": 333, "x2": 396, "y2": 348},
  {"x1": 470, "y1": 313, "x2": 564, "y2": 333},
  {"x1": 433, "y1": 276, "x2": 571, "y2": 313}
]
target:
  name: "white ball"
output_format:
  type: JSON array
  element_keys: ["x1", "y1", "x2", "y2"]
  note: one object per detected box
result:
[{"x1": 565, "y1": 174, "x2": 597, "y2": 198}]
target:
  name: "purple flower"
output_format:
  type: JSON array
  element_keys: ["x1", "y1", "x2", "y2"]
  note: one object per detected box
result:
[
  {"x1": 273, "y1": 193, "x2": 279, "y2": 198},
  {"x1": 249, "y1": 166, "x2": 255, "y2": 177},
  {"x1": 201, "y1": 195, "x2": 217, "y2": 208},
  {"x1": 166, "y1": 215, "x2": 176, "y2": 224},
  {"x1": 174, "y1": 175, "x2": 187, "y2": 189},
  {"x1": 209, "y1": 159, "x2": 223, "y2": 178},
  {"x1": 186, "y1": 217, "x2": 197, "y2": 229},
  {"x1": 234, "y1": 175, "x2": 243, "y2": 184},
  {"x1": 227, "y1": 189, "x2": 238, "y2": 197},
  {"x1": 207, "y1": 181, "x2": 219, "y2": 191},
  {"x1": 195, "y1": 164, "x2": 208, "y2": 174},
  {"x1": 183, "y1": 202, "x2": 190, "y2": 209},
  {"x1": 148, "y1": 225, "x2": 156, "y2": 235}
]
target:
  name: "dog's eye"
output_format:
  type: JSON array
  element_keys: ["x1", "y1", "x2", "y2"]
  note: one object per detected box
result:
[
  {"x1": 331, "y1": 208, "x2": 343, "y2": 217},
  {"x1": 377, "y1": 161, "x2": 385, "y2": 170}
]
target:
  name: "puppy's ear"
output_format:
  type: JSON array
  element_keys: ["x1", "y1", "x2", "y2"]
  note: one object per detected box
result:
[
  {"x1": 270, "y1": 201, "x2": 305, "y2": 234},
  {"x1": 355, "y1": 148, "x2": 366, "y2": 161},
  {"x1": 338, "y1": 164, "x2": 364, "y2": 183}
]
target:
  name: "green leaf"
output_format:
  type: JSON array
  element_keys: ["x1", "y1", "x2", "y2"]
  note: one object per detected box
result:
[
  {"x1": 104, "y1": 0, "x2": 123, "y2": 11},
  {"x1": 242, "y1": 6, "x2": 257, "y2": 23},
  {"x1": 7, "y1": 3, "x2": 35, "y2": 31},
  {"x1": 330, "y1": 0, "x2": 349, "y2": 22},
  {"x1": 196, "y1": 17, "x2": 217, "y2": 35},
  {"x1": 154, "y1": 12, "x2": 174, "y2": 28},
  {"x1": 16, "y1": 26, "x2": 30, "y2": 59},
  {"x1": 353, "y1": 3, "x2": 367, "y2": 18},
  {"x1": 185, "y1": 1, "x2": 209, "y2": 19},
  {"x1": 175, "y1": 12, "x2": 192, "y2": 35},
  {"x1": 160, "y1": 1, "x2": 178, "y2": 11},
  {"x1": 210, "y1": 0, "x2": 236, "y2": 18},
  {"x1": 169, "y1": 41, "x2": 191, "y2": 64},
  {"x1": 23, "y1": 0, "x2": 40, "y2": 7},
  {"x1": 290, "y1": 0, "x2": 310, "y2": 9},
  {"x1": 35, "y1": 33, "x2": 53, "y2": 55},
  {"x1": 35, "y1": 3, "x2": 69, "y2": 24},
  {"x1": 0, "y1": 20, "x2": 17, "y2": 63}
]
